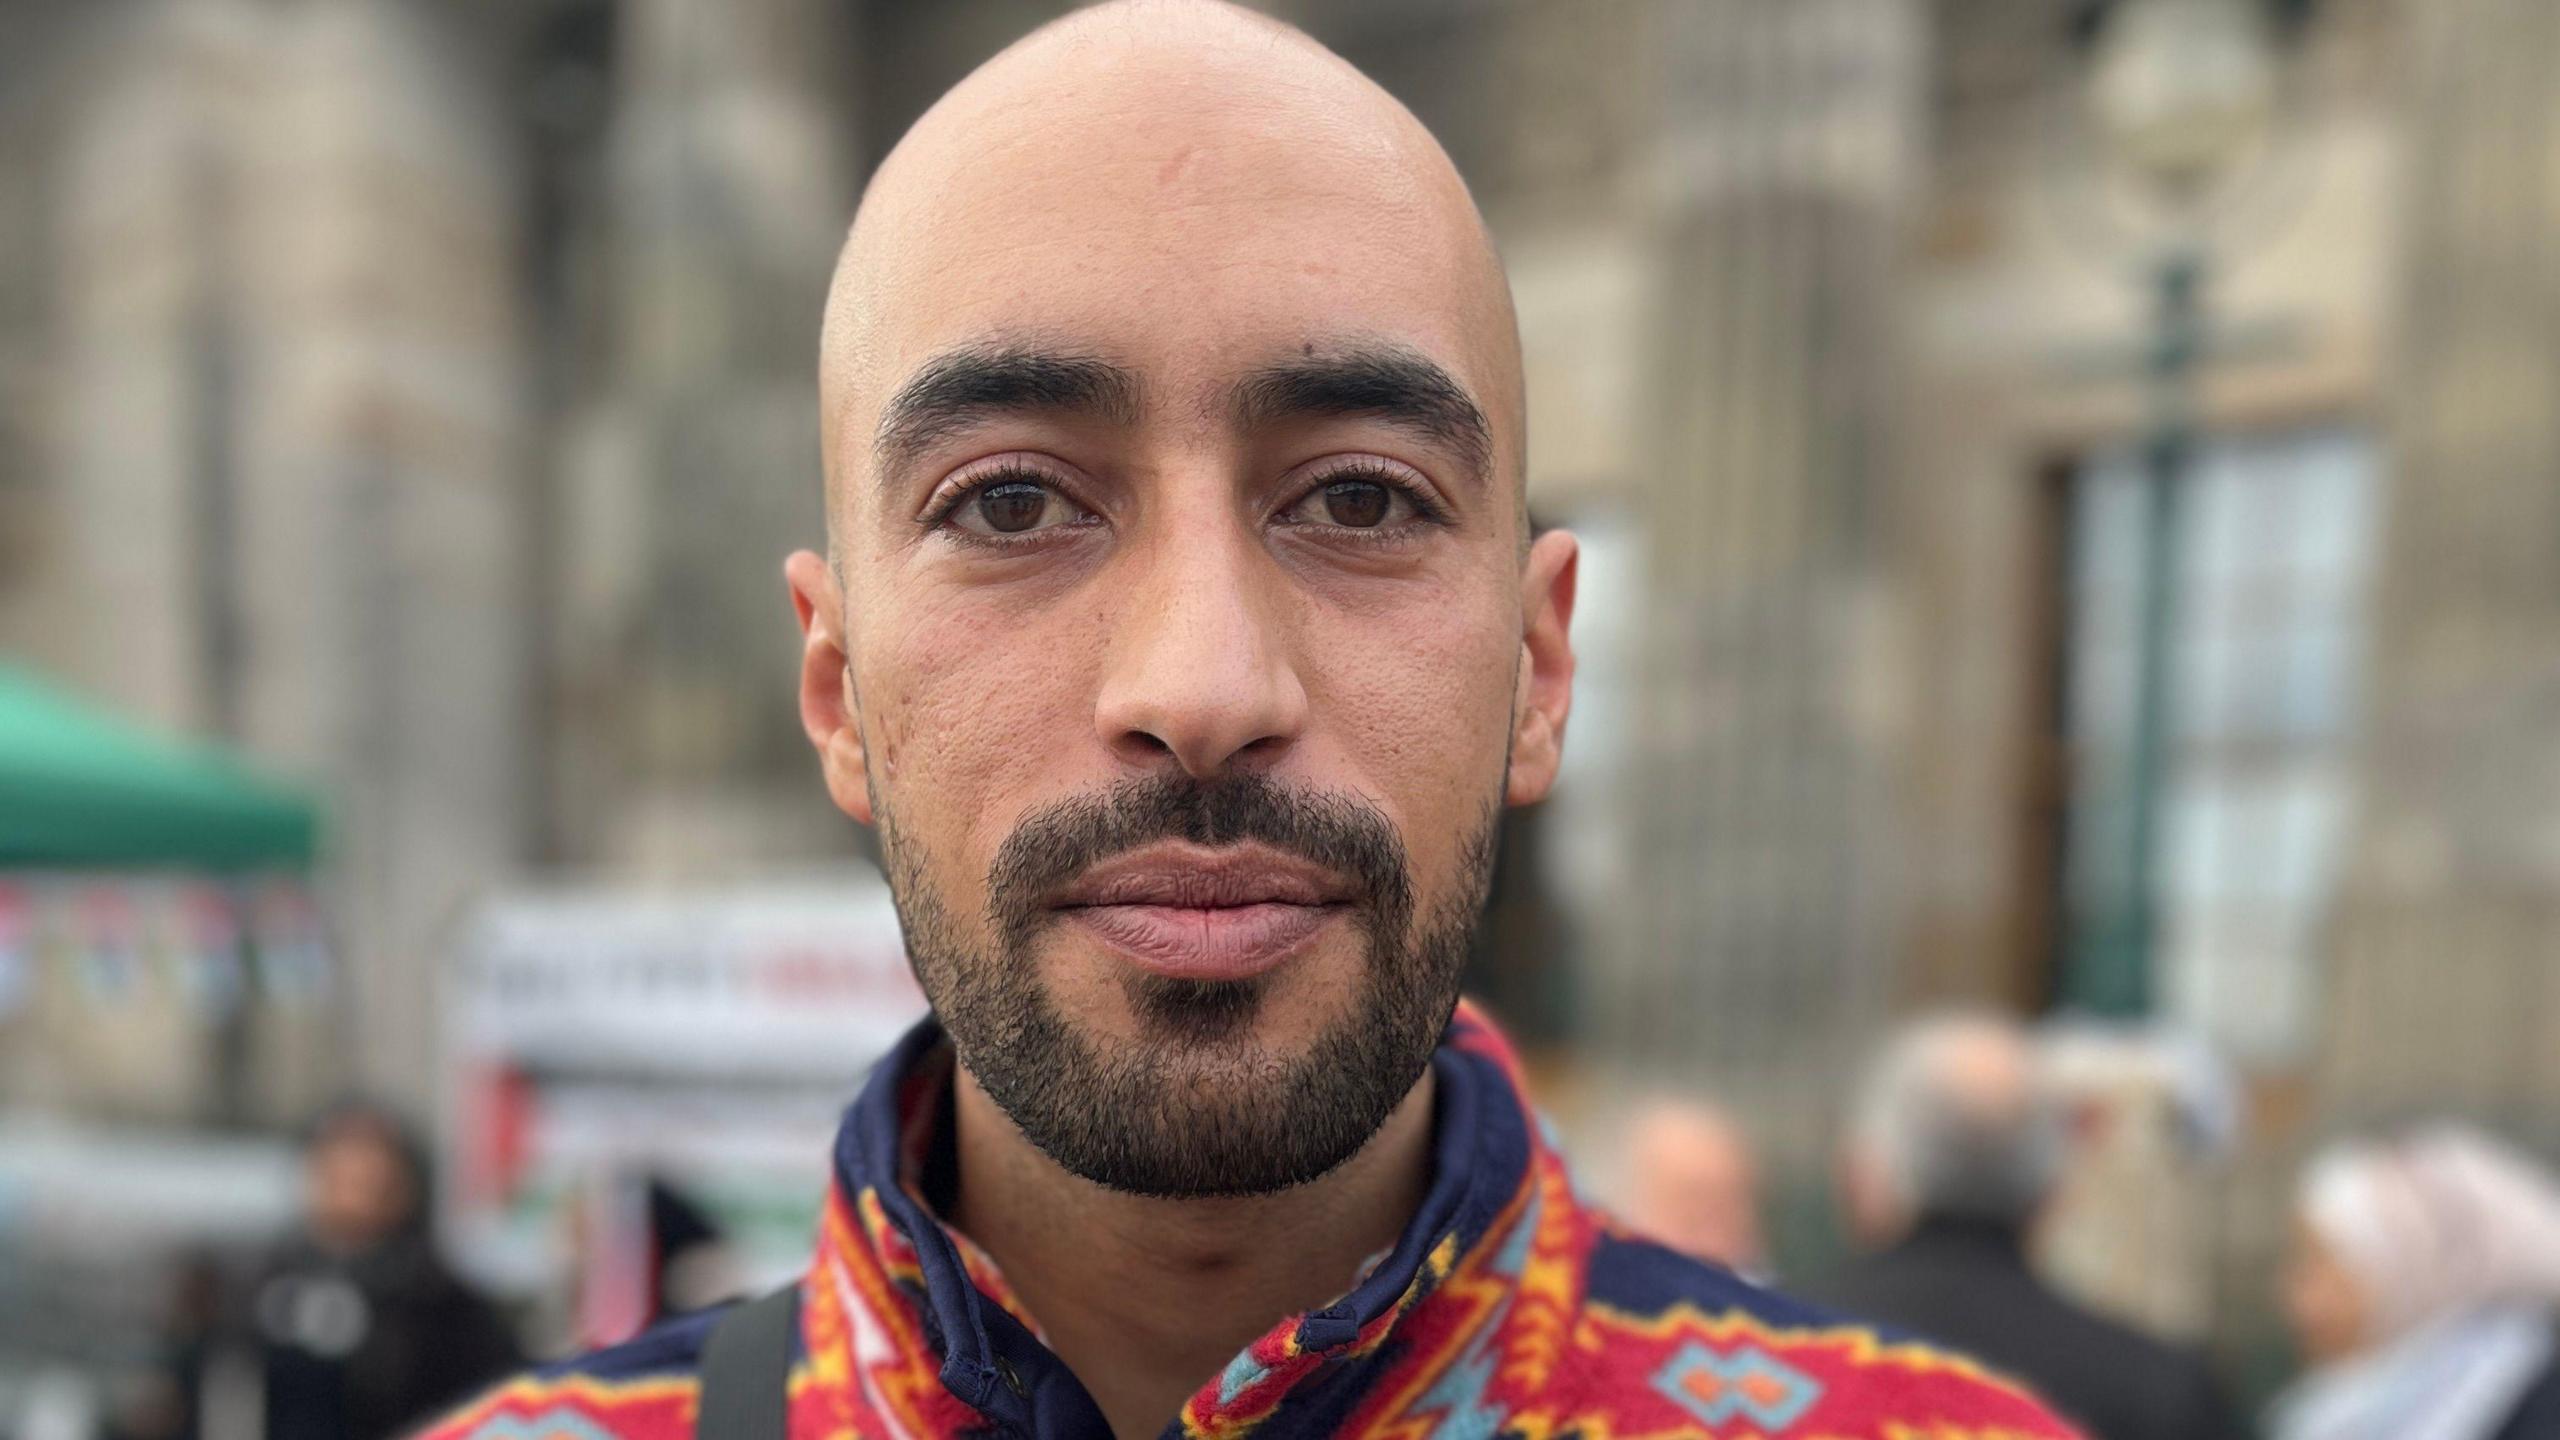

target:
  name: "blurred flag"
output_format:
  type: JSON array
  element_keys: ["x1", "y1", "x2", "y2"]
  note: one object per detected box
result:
[
  {"x1": 574, "y1": 1169, "x2": 654, "y2": 1349},
  {"x1": 0, "y1": 882, "x2": 30, "y2": 1021},
  {"x1": 174, "y1": 883, "x2": 246, "y2": 1022},
  {"x1": 75, "y1": 885, "x2": 141, "y2": 1007}
]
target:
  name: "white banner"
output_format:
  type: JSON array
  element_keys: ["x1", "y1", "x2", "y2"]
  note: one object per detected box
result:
[{"x1": 440, "y1": 876, "x2": 929, "y2": 1314}]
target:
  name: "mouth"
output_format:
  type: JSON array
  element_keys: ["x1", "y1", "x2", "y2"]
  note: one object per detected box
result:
[{"x1": 1048, "y1": 843, "x2": 1357, "y2": 983}]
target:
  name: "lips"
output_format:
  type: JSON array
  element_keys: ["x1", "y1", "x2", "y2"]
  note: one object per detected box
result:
[{"x1": 1050, "y1": 843, "x2": 1355, "y2": 982}]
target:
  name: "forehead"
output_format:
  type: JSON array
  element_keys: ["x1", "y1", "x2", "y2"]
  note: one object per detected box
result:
[{"x1": 838, "y1": 86, "x2": 1510, "y2": 473}]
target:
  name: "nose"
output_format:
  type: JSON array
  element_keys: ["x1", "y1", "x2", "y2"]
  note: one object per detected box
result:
[{"x1": 1093, "y1": 515, "x2": 1309, "y2": 780}]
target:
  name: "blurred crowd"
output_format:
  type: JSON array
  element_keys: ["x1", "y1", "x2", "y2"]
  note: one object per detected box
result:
[
  {"x1": 1614, "y1": 1013, "x2": 2560, "y2": 1440},
  {"x1": 81, "y1": 1102, "x2": 745, "y2": 1440},
  {"x1": 53, "y1": 1012, "x2": 2552, "y2": 1440}
]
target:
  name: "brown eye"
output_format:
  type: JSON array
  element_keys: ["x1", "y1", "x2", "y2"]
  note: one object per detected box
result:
[
  {"x1": 1276, "y1": 465, "x2": 1431, "y2": 534},
  {"x1": 976, "y1": 482, "x2": 1050, "y2": 533},
  {"x1": 937, "y1": 462, "x2": 1095, "y2": 542},
  {"x1": 1321, "y1": 480, "x2": 1392, "y2": 527}
]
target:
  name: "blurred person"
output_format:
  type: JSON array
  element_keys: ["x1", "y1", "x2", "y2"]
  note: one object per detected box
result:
[
  {"x1": 421, "y1": 3, "x2": 2079, "y2": 1437},
  {"x1": 1809, "y1": 1011, "x2": 2245, "y2": 1440},
  {"x1": 2269, "y1": 1126, "x2": 2560, "y2": 1440},
  {"x1": 109, "y1": 1250, "x2": 228, "y2": 1440},
  {"x1": 1619, "y1": 1096, "x2": 1770, "y2": 1277},
  {"x1": 565, "y1": 1174, "x2": 753, "y2": 1345},
  {"x1": 251, "y1": 1100, "x2": 519, "y2": 1439},
  {"x1": 645, "y1": 1178, "x2": 748, "y2": 1320}
]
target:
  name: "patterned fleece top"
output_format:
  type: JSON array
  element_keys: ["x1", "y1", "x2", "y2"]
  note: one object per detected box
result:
[{"x1": 420, "y1": 1002, "x2": 2082, "y2": 1439}]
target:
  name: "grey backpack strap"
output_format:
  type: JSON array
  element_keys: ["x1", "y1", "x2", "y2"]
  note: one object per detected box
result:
[{"x1": 696, "y1": 1285, "x2": 799, "y2": 1439}]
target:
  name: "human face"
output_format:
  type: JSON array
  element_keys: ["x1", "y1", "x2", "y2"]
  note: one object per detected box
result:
[
  {"x1": 2282, "y1": 1215, "x2": 2373, "y2": 1366},
  {"x1": 305, "y1": 1117, "x2": 415, "y2": 1254},
  {"x1": 790, "y1": 54, "x2": 1575, "y2": 1196}
]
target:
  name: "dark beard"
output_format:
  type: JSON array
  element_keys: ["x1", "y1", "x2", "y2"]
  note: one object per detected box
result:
[{"x1": 877, "y1": 771, "x2": 1498, "y2": 1198}]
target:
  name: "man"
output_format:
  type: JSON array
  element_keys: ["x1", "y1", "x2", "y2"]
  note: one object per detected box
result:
[
  {"x1": 252, "y1": 1101, "x2": 520, "y2": 1439},
  {"x1": 425, "y1": 4, "x2": 2079, "y2": 1436},
  {"x1": 1809, "y1": 1013, "x2": 2243, "y2": 1440},
  {"x1": 1618, "y1": 1097, "x2": 1770, "y2": 1278}
]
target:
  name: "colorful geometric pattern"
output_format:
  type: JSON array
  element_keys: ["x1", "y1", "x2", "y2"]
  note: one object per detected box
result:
[
  {"x1": 1652, "y1": 1341, "x2": 1823, "y2": 1431},
  {"x1": 419, "y1": 1003, "x2": 2085, "y2": 1440},
  {"x1": 447, "y1": 1414, "x2": 633, "y2": 1440}
]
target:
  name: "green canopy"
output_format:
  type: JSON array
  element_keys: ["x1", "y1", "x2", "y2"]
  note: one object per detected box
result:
[{"x1": 0, "y1": 665, "x2": 319, "y2": 869}]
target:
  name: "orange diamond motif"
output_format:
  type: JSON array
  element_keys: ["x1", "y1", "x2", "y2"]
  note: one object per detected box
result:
[{"x1": 1651, "y1": 1342, "x2": 1824, "y2": 1431}]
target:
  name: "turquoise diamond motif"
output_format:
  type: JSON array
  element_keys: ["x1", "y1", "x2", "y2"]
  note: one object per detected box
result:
[
  {"x1": 459, "y1": 1411, "x2": 629, "y2": 1440},
  {"x1": 1651, "y1": 1341, "x2": 1823, "y2": 1431}
]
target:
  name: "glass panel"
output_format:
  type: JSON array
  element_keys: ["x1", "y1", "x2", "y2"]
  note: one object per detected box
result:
[{"x1": 2058, "y1": 428, "x2": 2378, "y2": 1059}]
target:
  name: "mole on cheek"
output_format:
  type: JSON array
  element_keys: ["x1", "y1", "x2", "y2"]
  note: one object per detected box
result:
[{"x1": 871, "y1": 698, "x2": 910, "y2": 777}]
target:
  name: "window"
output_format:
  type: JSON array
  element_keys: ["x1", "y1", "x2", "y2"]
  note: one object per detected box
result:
[{"x1": 2059, "y1": 428, "x2": 2379, "y2": 1059}]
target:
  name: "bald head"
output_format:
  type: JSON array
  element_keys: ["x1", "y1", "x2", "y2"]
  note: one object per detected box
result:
[
  {"x1": 816, "y1": 0, "x2": 1525, "y2": 550},
  {"x1": 1620, "y1": 1098, "x2": 1767, "y2": 1272},
  {"x1": 1845, "y1": 1011, "x2": 2064, "y2": 1242}
]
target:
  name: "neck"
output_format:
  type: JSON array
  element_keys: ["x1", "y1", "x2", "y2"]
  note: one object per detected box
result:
[{"x1": 946, "y1": 1063, "x2": 1437, "y2": 1440}]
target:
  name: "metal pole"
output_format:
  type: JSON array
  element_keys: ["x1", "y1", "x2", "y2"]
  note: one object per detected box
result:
[
  {"x1": 187, "y1": 131, "x2": 243, "y2": 745},
  {"x1": 2102, "y1": 248, "x2": 2204, "y2": 1017}
]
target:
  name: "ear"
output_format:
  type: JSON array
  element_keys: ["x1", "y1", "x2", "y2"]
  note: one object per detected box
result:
[
  {"x1": 785, "y1": 549, "x2": 875, "y2": 827},
  {"x1": 1505, "y1": 528, "x2": 1579, "y2": 807},
  {"x1": 1837, "y1": 1145, "x2": 1906, "y2": 1251}
]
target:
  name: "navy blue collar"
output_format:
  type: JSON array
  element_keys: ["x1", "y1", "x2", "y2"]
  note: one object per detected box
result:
[{"x1": 830, "y1": 1006, "x2": 1536, "y2": 1436}]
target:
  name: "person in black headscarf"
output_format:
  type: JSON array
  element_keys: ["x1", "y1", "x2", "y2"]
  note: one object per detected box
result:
[{"x1": 250, "y1": 1099, "x2": 520, "y2": 1440}]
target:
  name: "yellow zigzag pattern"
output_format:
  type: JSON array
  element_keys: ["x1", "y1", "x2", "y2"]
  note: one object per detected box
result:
[
  {"x1": 1502, "y1": 1154, "x2": 1584, "y2": 1393},
  {"x1": 830, "y1": 1190, "x2": 965, "y2": 1436},
  {"x1": 1577, "y1": 1302, "x2": 2028, "y2": 1393}
]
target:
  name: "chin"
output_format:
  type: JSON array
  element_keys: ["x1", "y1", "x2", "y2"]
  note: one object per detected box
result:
[{"x1": 1106, "y1": 952, "x2": 1360, "y2": 1050}]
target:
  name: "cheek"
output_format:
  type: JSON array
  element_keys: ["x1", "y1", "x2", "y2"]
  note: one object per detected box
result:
[
  {"x1": 2280, "y1": 1262, "x2": 2317, "y2": 1329},
  {"x1": 859, "y1": 589, "x2": 1107, "y2": 865},
  {"x1": 1304, "y1": 579, "x2": 1517, "y2": 853},
  {"x1": 2283, "y1": 1255, "x2": 2367, "y2": 1358},
  {"x1": 2319, "y1": 1273, "x2": 2369, "y2": 1350}
]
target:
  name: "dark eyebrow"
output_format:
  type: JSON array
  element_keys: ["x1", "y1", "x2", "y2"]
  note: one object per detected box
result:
[
  {"x1": 1231, "y1": 346, "x2": 1493, "y2": 481},
  {"x1": 873, "y1": 345, "x2": 1142, "y2": 481}
]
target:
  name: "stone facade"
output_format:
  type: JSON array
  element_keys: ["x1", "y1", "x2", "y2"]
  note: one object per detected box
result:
[
  {"x1": 541, "y1": 0, "x2": 861, "y2": 879},
  {"x1": 1, "y1": 0, "x2": 527, "y2": 1109},
  {"x1": 2321, "y1": 0, "x2": 2560, "y2": 1142}
]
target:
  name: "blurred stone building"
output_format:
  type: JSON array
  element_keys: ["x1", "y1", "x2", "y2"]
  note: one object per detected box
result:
[
  {"x1": 0, "y1": 0, "x2": 2554, "y2": 1372},
  {"x1": 0, "y1": 0, "x2": 529, "y2": 1111}
]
